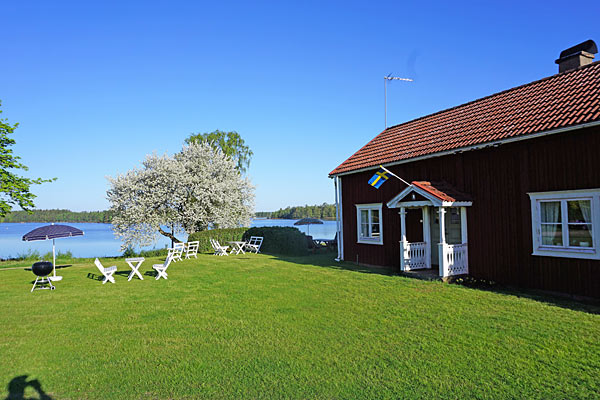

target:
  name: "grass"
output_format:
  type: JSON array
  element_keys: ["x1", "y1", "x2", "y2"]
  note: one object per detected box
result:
[{"x1": 0, "y1": 253, "x2": 598, "y2": 399}]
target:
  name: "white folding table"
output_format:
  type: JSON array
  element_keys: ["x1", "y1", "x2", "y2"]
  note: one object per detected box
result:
[
  {"x1": 125, "y1": 257, "x2": 145, "y2": 281},
  {"x1": 228, "y1": 241, "x2": 246, "y2": 255}
]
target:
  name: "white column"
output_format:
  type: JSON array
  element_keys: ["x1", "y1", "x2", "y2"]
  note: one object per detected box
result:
[
  {"x1": 438, "y1": 207, "x2": 446, "y2": 245},
  {"x1": 422, "y1": 206, "x2": 431, "y2": 269},
  {"x1": 400, "y1": 207, "x2": 407, "y2": 271},
  {"x1": 400, "y1": 207, "x2": 407, "y2": 243},
  {"x1": 460, "y1": 206, "x2": 468, "y2": 244},
  {"x1": 334, "y1": 176, "x2": 344, "y2": 261},
  {"x1": 438, "y1": 207, "x2": 446, "y2": 276},
  {"x1": 461, "y1": 206, "x2": 469, "y2": 275}
]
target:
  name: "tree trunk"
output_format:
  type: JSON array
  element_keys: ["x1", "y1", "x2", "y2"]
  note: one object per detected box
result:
[{"x1": 158, "y1": 227, "x2": 182, "y2": 244}]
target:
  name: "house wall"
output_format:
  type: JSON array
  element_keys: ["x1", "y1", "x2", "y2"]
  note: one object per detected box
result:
[{"x1": 339, "y1": 125, "x2": 600, "y2": 297}]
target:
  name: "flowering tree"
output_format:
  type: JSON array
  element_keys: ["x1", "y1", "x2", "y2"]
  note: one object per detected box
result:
[{"x1": 107, "y1": 142, "x2": 254, "y2": 249}]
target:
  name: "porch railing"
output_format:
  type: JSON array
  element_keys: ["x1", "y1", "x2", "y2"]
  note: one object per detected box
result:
[
  {"x1": 400, "y1": 241, "x2": 429, "y2": 271},
  {"x1": 441, "y1": 243, "x2": 468, "y2": 277}
]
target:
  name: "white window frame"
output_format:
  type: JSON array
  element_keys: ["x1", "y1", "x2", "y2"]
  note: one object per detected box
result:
[
  {"x1": 356, "y1": 203, "x2": 383, "y2": 245},
  {"x1": 528, "y1": 189, "x2": 600, "y2": 260}
]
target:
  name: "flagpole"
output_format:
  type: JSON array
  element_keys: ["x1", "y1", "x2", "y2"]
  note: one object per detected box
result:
[{"x1": 380, "y1": 165, "x2": 411, "y2": 186}]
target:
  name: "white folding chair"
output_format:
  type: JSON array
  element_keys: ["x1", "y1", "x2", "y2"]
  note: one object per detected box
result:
[
  {"x1": 94, "y1": 258, "x2": 117, "y2": 284},
  {"x1": 245, "y1": 236, "x2": 263, "y2": 253},
  {"x1": 210, "y1": 238, "x2": 229, "y2": 256},
  {"x1": 185, "y1": 241, "x2": 199, "y2": 259},
  {"x1": 152, "y1": 256, "x2": 173, "y2": 280},
  {"x1": 169, "y1": 242, "x2": 185, "y2": 262}
]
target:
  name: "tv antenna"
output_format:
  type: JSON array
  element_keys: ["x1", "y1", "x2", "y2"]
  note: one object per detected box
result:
[{"x1": 384, "y1": 74, "x2": 413, "y2": 128}]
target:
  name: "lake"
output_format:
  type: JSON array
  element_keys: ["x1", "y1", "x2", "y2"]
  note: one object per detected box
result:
[{"x1": 0, "y1": 219, "x2": 337, "y2": 259}]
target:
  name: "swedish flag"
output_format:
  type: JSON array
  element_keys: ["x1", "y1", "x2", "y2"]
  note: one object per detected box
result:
[{"x1": 368, "y1": 167, "x2": 389, "y2": 189}]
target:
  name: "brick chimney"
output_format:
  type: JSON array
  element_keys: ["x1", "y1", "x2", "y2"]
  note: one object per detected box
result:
[{"x1": 555, "y1": 40, "x2": 598, "y2": 73}]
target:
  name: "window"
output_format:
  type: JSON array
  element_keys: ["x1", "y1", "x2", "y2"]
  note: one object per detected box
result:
[
  {"x1": 356, "y1": 204, "x2": 383, "y2": 244},
  {"x1": 529, "y1": 189, "x2": 600, "y2": 259}
]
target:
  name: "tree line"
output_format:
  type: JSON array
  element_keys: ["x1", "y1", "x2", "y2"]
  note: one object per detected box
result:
[
  {"x1": 256, "y1": 203, "x2": 336, "y2": 220},
  {"x1": 0, "y1": 209, "x2": 114, "y2": 223}
]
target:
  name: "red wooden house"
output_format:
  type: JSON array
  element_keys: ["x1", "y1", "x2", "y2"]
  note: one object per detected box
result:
[{"x1": 329, "y1": 41, "x2": 600, "y2": 298}]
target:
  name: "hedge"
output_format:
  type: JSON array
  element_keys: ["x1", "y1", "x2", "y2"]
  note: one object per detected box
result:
[
  {"x1": 187, "y1": 228, "x2": 249, "y2": 254},
  {"x1": 122, "y1": 247, "x2": 170, "y2": 258},
  {"x1": 242, "y1": 226, "x2": 309, "y2": 256}
]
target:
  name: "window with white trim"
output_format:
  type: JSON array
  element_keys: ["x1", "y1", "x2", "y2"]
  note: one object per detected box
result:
[
  {"x1": 356, "y1": 203, "x2": 383, "y2": 244},
  {"x1": 529, "y1": 189, "x2": 600, "y2": 259}
]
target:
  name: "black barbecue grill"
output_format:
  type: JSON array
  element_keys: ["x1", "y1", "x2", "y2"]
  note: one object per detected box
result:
[{"x1": 31, "y1": 261, "x2": 56, "y2": 292}]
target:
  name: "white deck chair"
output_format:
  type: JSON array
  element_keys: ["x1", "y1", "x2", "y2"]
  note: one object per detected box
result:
[
  {"x1": 210, "y1": 238, "x2": 229, "y2": 256},
  {"x1": 245, "y1": 236, "x2": 263, "y2": 253},
  {"x1": 94, "y1": 258, "x2": 117, "y2": 284},
  {"x1": 152, "y1": 255, "x2": 173, "y2": 280},
  {"x1": 185, "y1": 241, "x2": 199, "y2": 259},
  {"x1": 170, "y1": 242, "x2": 185, "y2": 262}
]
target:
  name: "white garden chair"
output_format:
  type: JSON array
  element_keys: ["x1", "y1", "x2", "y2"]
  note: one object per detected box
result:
[
  {"x1": 185, "y1": 241, "x2": 199, "y2": 259},
  {"x1": 244, "y1": 236, "x2": 263, "y2": 253},
  {"x1": 210, "y1": 238, "x2": 229, "y2": 256},
  {"x1": 94, "y1": 258, "x2": 117, "y2": 284},
  {"x1": 169, "y1": 242, "x2": 185, "y2": 262},
  {"x1": 152, "y1": 255, "x2": 173, "y2": 280}
]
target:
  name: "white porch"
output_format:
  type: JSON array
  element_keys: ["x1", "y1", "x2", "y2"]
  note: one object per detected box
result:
[{"x1": 387, "y1": 181, "x2": 472, "y2": 278}]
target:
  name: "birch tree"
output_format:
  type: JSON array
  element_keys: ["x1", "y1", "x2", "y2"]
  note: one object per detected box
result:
[{"x1": 107, "y1": 142, "x2": 254, "y2": 249}]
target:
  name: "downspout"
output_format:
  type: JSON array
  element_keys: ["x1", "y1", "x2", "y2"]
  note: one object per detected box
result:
[{"x1": 334, "y1": 176, "x2": 344, "y2": 261}]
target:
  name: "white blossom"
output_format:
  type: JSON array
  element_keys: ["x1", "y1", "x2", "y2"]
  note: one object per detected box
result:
[{"x1": 107, "y1": 142, "x2": 255, "y2": 249}]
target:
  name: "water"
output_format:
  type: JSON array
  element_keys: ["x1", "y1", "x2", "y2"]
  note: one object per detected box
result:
[
  {"x1": 0, "y1": 219, "x2": 337, "y2": 259},
  {"x1": 252, "y1": 219, "x2": 337, "y2": 240}
]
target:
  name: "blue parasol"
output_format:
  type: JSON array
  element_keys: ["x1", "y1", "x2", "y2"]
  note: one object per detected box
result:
[{"x1": 23, "y1": 224, "x2": 84, "y2": 281}]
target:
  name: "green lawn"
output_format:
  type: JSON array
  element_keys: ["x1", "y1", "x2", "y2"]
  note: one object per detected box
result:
[{"x1": 1, "y1": 253, "x2": 598, "y2": 399}]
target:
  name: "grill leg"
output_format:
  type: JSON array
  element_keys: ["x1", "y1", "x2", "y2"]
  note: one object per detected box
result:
[{"x1": 31, "y1": 277, "x2": 39, "y2": 292}]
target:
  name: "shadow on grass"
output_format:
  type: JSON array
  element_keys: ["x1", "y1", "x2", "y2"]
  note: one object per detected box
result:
[
  {"x1": 86, "y1": 273, "x2": 105, "y2": 282},
  {"x1": 460, "y1": 283, "x2": 600, "y2": 315},
  {"x1": 269, "y1": 251, "x2": 600, "y2": 314},
  {"x1": 144, "y1": 270, "x2": 158, "y2": 278},
  {"x1": 5, "y1": 375, "x2": 53, "y2": 399},
  {"x1": 271, "y1": 251, "x2": 397, "y2": 276}
]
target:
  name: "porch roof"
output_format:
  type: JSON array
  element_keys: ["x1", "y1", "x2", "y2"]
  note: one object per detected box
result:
[{"x1": 387, "y1": 181, "x2": 472, "y2": 208}]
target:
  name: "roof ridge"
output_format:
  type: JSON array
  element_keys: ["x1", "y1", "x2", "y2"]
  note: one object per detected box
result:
[{"x1": 330, "y1": 59, "x2": 600, "y2": 176}]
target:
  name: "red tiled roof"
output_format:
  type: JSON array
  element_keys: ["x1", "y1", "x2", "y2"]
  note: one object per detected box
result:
[
  {"x1": 330, "y1": 61, "x2": 600, "y2": 176},
  {"x1": 412, "y1": 181, "x2": 472, "y2": 203}
]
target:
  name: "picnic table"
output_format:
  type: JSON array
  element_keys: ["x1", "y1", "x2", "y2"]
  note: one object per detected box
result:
[
  {"x1": 228, "y1": 241, "x2": 246, "y2": 255},
  {"x1": 125, "y1": 257, "x2": 145, "y2": 281}
]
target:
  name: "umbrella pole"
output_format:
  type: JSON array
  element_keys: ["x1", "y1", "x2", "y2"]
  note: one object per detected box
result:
[{"x1": 53, "y1": 238, "x2": 56, "y2": 277}]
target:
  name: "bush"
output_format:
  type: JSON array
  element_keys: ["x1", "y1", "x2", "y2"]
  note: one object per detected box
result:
[
  {"x1": 188, "y1": 228, "x2": 249, "y2": 254},
  {"x1": 242, "y1": 227, "x2": 309, "y2": 256},
  {"x1": 14, "y1": 249, "x2": 42, "y2": 261},
  {"x1": 122, "y1": 246, "x2": 170, "y2": 258},
  {"x1": 43, "y1": 250, "x2": 73, "y2": 260},
  {"x1": 138, "y1": 248, "x2": 169, "y2": 258}
]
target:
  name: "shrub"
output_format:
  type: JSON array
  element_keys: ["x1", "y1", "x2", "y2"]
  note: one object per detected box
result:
[
  {"x1": 122, "y1": 246, "x2": 169, "y2": 258},
  {"x1": 242, "y1": 226, "x2": 309, "y2": 256},
  {"x1": 14, "y1": 249, "x2": 42, "y2": 261},
  {"x1": 138, "y1": 248, "x2": 169, "y2": 258},
  {"x1": 188, "y1": 228, "x2": 249, "y2": 254},
  {"x1": 122, "y1": 247, "x2": 136, "y2": 258}
]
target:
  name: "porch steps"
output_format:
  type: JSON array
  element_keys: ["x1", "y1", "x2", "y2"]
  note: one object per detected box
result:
[{"x1": 399, "y1": 268, "x2": 442, "y2": 281}]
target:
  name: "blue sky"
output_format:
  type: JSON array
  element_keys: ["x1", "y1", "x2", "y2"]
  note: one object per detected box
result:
[{"x1": 2, "y1": 0, "x2": 599, "y2": 212}]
